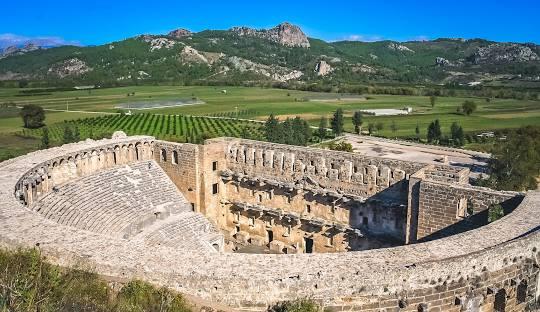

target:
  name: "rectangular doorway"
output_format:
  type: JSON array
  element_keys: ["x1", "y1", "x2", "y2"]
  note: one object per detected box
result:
[
  {"x1": 266, "y1": 230, "x2": 273, "y2": 243},
  {"x1": 304, "y1": 237, "x2": 313, "y2": 253}
]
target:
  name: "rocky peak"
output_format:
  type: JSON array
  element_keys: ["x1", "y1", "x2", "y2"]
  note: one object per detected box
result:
[
  {"x1": 168, "y1": 28, "x2": 192, "y2": 39},
  {"x1": 230, "y1": 22, "x2": 310, "y2": 48},
  {"x1": 0, "y1": 43, "x2": 40, "y2": 58}
]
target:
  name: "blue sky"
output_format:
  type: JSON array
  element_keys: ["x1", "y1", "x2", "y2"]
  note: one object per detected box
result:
[{"x1": 1, "y1": 0, "x2": 539, "y2": 47}]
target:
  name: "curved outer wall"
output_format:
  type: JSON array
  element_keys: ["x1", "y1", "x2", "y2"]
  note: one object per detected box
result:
[{"x1": 0, "y1": 136, "x2": 538, "y2": 311}]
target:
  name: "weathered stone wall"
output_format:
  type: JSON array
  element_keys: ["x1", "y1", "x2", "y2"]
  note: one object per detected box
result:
[
  {"x1": 220, "y1": 181, "x2": 403, "y2": 252},
  {"x1": 15, "y1": 136, "x2": 154, "y2": 206},
  {"x1": 153, "y1": 141, "x2": 200, "y2": 212},
  {"x1": 415, "y1": 180, "x2": 523, "y2": 241},
  {"x1": 2, "y1": 136, "x2": 539, "y2": 311},
  {"x1": 222, "y1": 138, "x2": 424, "y2": 198}
]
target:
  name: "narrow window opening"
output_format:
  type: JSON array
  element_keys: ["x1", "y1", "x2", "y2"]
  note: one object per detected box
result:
[
  {"x1": 517, "y1": 281, "x2": 527, "y2": 304},
  {"x1": 212, "y1": 183, "x2": 219, "y2": 195},
  {"x1": 172, "y1": 150, "x2": 178, "y2": 165},
  {"x1": 363, "y1": 217, "x2": 369, "y2": 226},
  {"x1": 160, "y1": 149, "x2": 167, "y2": 162},
  {"x1": 267, "y1": 230, "x2": 273, "y2": 243},
  {"x1": 304, "y1": 237, "x2": 313, "y2": 253},
  {"x1": 212, "y1": 161, "x2": 218, "y2": 171},
  {"x1": 494, "y1": 289, "x2": 506, "y2": 312}
]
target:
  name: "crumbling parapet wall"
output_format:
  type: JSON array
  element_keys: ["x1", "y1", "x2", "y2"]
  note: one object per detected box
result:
[
  {"x1": 415, "y1": 180, "x2": 524, "y2": 241},
  {"x1": 221, "y1": 138, "x2": 425, "y2": 199}
]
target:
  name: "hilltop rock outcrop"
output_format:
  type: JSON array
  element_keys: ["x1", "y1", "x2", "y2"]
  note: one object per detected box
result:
[
  {"x1": 387, "y1": 42, "x2": 415, "y2": 53},
  {"x1": 230, "y1": 22, "x2": 310, "y2": 48},
  {"x1": 472, "y1": 43, "x2": 539, "y2": 64},
  {"x1": 435, "y1": 57, "x2": 451, "y2": 67},
  {"x1": 227, "y1": 56, "x2": 303, "y2": 82},
  {"x1": 315, "y1": 60, "x2": 333, "y2": 76},
  {"x1": 47, "y1": 58, "x2": 92, "y2": 78},
  {"x1": 168, "y1": 29, "x2": 192, "y2": 39}
]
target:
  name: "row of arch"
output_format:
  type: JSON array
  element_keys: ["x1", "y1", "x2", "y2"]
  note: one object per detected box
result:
[{"x1": 16, "y1": 140, "x2": 154, "y2": 206}]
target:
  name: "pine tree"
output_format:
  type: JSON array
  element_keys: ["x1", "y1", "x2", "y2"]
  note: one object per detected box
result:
[
  {"x1": 73, "y1": 126, "x2": 81, "y2": 142},
  {"x1": 427, "y1": 119, "x2": 442, "y2": 143},
  {"x1": 390, "y1": 120, "x2": 398, "y2": 137},
  {"x1": 40, "y1": 127, "x2": 50, "y2": 149},
  {"x1": 331, "y1": 108, "x2": 344, "y2": 136},
  {"x1": 317, "y1": 116, "x2": 327, "y2": 141},
  {"x1": 352, "y1": 111, "x2": 363, "y2": 134},
  {"x1": 430, "y1": 95, "x2": 437, "y2": 108},
  {"x1": 264, "y1": 114, "x2": 279, "y2": 142},
  {"x1": 62, "y1": 124, "x2": 74, "y2": 144}
]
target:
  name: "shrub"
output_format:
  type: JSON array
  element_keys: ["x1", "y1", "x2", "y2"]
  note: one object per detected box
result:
[
  {"x1": 268, "y1": 299, "x2": 320, "y2": 312},
  {"x1": 0, "y1": 248, "x2": 192, "y2": 312}
]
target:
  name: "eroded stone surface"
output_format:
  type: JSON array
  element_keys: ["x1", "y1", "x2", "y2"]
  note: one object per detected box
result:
[{"x1": 0, "y1": 136, "x2": 538, "y2": 311}]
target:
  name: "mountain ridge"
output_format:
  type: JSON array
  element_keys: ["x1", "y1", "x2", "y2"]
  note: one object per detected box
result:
[{"x1": 1, "y1": 22, "x2": 539, "y2": 88}]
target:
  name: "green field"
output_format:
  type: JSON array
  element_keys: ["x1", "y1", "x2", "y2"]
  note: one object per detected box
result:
[{"x1": 1, "y1": 85, "x2": 539, "y2": 159}]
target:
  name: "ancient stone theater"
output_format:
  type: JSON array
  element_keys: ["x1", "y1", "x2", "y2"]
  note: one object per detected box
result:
[{"x1": 0, "y1": 132, "x2": 538, "y2": 311}]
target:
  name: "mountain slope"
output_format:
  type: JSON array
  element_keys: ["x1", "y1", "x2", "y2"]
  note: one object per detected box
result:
[{"x1": 1, "y1": 22, "x2": 539, "y2": 88}]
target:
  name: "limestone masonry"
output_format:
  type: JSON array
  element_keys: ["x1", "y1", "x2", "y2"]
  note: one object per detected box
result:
[{"x1": 0, "y1": 134, "x2": 538, "y2": 311}]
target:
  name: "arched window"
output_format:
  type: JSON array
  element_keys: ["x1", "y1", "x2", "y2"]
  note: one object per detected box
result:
[
  {"x1": 494, "y1": 288, "x2": 506, "y2": 312},
  {"x1": 517, "y1": 280, "x2": 527, "y2": 304},
  {"x1": 160, "y1": 149, "x2": 167, "y2": 162},
  {"x1": 172, "y1": 150, "x2": 178, "y2": 165}
]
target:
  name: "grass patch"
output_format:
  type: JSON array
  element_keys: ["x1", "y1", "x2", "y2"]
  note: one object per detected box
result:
[
  {"x1": 0, "y1": 133, "x2": 40, "y2": 162},
  {"x1": 0, "y1": 248, "x2": 192, "y2": 312}
]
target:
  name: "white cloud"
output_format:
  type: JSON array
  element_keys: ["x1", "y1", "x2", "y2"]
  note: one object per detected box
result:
[
  {"x1": 332, "y1": 34, "x2": 431, "y2": 43},
  {"x1": 337, "y1": 34, "x2": 385, "y2": 42},
  {"x1": 0, "y1": 33, "x2": 81, "y2": 49},
  {"x1": 408, "y1": 35, "x2": 430, "y2": 42}
]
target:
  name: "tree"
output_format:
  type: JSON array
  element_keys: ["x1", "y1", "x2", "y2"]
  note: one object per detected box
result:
[
  {"x1": 367, "y1": 123, "x2": 375, "y2": 135},
  {"x1": 376, "y1": 122, "x2": 384, "y2": 132},
  {"x1": 450, "y1": 122, "x2": 464, "y2": 146},
  {"x1": 264, "y1": 114, "x2": 279, "y2": 142},
  {"x1": 352, "y1": 111, "x2": 363, "y2": 134},
  {"x1": 291, "y1": 116, "x2": 311, "y2": 146},
  {"x1": 20, "y1": 104, "x2": 45, "y2": 129},
  {"x1": 427, "y1": 119, "x2": 442, "y2": 143},
  {"x1": 330, "y1": 108, "x2": 344, "y2": 136},
  {"x1": 62, "y1": 124, "x2": 74, "y2": 144},
  {"x1": 40, "y1": 127, "x2": 50, "y2": 149},
  {"x1": 415, "y1": 123, "x2": 420, "y2": 141},
  {"x1": 487, "y1": 126, "x2": 540, "y2": 191},
  {"x1": 430, "y1": 95, "x2": 437, "y2": 108},
  {"x1": 462, "y1": 100, "x2": 477, "y2": 115},
  {"x1": 390, "y1": 120, "x2": 398, "y2": 136},
  {"x1": 73, "y1": 125, "x2": 81, "y2": 142},
  {"x1": 317, "y1": 116, "x2": 327, "y2": 141}
]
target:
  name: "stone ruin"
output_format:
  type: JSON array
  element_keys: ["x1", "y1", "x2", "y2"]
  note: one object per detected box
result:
[{"x1": 0, "y1": 135, "x2": 538, "y2": 311}]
